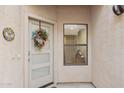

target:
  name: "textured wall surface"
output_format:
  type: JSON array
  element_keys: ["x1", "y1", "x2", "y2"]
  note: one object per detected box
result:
[
  {"x1": 24, "y1": 5, "x2": 57, "y2": 21},
  {"x1": 91, "y1": 5, "x2": 124, "y2": 88},
  {"x1": 0, "y1": 6, "x2": 23, "y2": 88}
]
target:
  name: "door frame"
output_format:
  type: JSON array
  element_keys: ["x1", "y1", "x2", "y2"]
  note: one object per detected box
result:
[{"x1": 23, "y1": 13, "x2": 58, "y2": 87}]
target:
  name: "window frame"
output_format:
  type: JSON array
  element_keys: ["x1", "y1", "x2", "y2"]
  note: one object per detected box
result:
[{"x1": 63, "y1": 23, "x2": 88, "y2": 66}]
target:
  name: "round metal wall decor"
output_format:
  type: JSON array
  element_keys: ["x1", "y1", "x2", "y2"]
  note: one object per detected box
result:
[{"x1": 3, "y1": 27, "x2": 15, "y2": 41}]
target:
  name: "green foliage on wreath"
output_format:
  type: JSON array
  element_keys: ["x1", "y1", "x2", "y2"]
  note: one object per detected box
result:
[{"x1": 32, "y1": 28, "x2": 48, "y2": 49}]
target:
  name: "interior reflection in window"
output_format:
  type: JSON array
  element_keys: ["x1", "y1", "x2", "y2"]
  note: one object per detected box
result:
[{"x1": 64, "y1": 24, "x2": 88, "y2": 65}]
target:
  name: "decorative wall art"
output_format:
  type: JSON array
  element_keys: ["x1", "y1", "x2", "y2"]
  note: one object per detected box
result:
[
  {"x1": 3, "y1": 27, "x2": 15, "y2": 41},
  {"x1": 32, "y1": 21, "x2": 48, "y2": 49}
]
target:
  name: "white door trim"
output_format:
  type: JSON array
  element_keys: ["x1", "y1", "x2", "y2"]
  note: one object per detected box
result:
[{"x1": 23, "y1": 13, "x2": 58, "y2": 88}]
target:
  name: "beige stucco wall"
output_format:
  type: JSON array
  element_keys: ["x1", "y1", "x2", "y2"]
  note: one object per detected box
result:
[
  {"x1": 0, "y1": 6, "x2": 23, "y2": 88},
  {"x1": 23, "y1": 5, "x2": 57, "y2": 21},
  {"x1": 57, "y1": 5, "x2": 92, "y2": 82},
  {"x1": 91, "y1": 5, "x2": 124, "y2": 87}
]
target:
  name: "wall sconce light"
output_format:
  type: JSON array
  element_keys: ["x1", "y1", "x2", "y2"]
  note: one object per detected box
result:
[{"x1": 112, "y1": 5, "x2": 124, "y2": 16}]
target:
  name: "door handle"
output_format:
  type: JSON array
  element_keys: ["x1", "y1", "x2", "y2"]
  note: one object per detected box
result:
[{"x1": 28, "y1": 51, "x2": 30, "y2": 62}]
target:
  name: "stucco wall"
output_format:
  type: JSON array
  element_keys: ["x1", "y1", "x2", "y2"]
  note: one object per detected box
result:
[
  {"x1": 91, "y1": 5, "x2": 124, "y2": 87},
  {"x1": 0, "y1": 6, "x2": 23, "y2": 88},
  {"x1": 57, "y1": 5, "x2": 92, "y2": 82},
  {"x1": 24, "y1": 5, "x2": 57, "y2": 21}
]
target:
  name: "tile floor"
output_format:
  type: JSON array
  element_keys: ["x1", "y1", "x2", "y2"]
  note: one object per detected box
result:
[{"x1": 56, "y1": 82, "x2": 95, "y2": 88}]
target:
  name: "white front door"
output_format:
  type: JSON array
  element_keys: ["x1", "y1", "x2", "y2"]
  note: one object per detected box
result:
[{"x1": 28, "y1": 19, "x2": 54, "y2": 88}]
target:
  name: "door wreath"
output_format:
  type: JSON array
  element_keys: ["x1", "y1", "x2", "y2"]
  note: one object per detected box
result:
[{"x1": 32, "y1": 27, "x2": 48, "y2": 49}]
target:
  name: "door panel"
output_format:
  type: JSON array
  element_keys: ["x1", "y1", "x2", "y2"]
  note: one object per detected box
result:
[
  {"x1": 29, "y1": 19, "x2": 53, "y2": 88},
  {"x1": 31, "y1": 53, "x2": 50, "y2": 65},
  {"x1": 32, "y1": 66, "x2": 50, "y2": 80}
]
